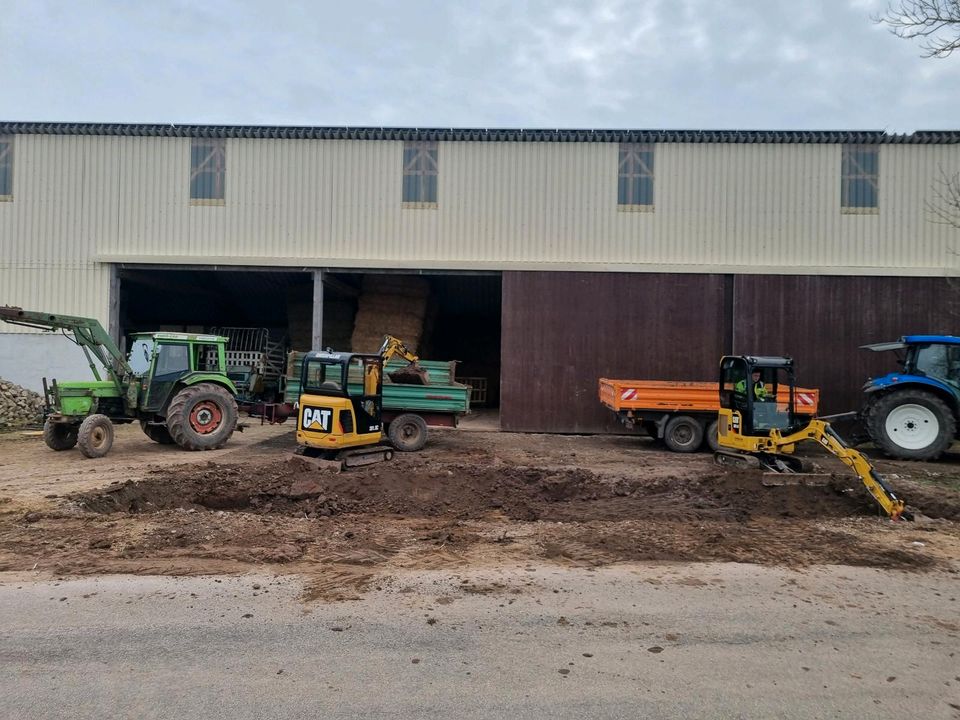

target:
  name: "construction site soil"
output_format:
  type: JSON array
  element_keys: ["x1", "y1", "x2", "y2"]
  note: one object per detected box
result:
[{"x1": 1, "y1": 426, "x2": 959, "y2": 599}]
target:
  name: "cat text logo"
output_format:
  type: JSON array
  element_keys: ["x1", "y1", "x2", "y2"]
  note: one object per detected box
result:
[{"x1": 302, "y1": 406, "x2": 333, "y2": 433}]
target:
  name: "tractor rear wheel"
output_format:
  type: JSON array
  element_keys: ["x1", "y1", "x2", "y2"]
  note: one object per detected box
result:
[
  {"x1": 664, "y1": 415, "x2": 704, "y2": 453},
  {"x1": 43, "y1": 418, "x2": 78, "y2": 451},
  {"x1": 166, "y1": 383, "x2": 238, "y2": 451},
  {"x1": 140, "y1": 420, "x2": 175, "y2": 445},
  {"x1": 866, "y1": 389, "x2": 955, "y2": 460},
  {"x1": 387, "y1": 413, "x2": 428, "y2": 452},
  {"x1": 77, "y1": 414, "x2": 115, "y2": 459}
]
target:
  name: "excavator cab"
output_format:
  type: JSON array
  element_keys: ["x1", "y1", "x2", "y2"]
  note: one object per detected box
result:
[
  {"x1": 295, "y1": 351, "x2": 394, "y2": 468},
  {"x1": 719, "y1": 356, "x2": 801, "y2": 437}
]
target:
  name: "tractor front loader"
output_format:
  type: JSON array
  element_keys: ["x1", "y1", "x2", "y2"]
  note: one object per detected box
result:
[{"x1": 0, "y1": 306, "x2": 240, "y2": 458}]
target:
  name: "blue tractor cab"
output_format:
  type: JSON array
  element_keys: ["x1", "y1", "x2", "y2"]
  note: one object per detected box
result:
[{"x1": 861, "y1": 335, "x2": 960, "y2": 460}]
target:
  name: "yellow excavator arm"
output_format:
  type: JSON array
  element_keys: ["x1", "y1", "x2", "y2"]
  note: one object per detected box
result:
[
  {"x1": 378, "y1": 335, "x2": 429, "y2": 385},
  {"x1": 753, "y1": 419, "x2": 907, "y2": 519},
  {"x1": 379, "y1": 335, "x2": 420, "y2": 364},
  {"x1": 795, "y1": 420, "x2": 907, "y2": 520}
]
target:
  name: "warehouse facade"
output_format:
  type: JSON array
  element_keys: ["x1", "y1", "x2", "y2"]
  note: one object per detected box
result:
[{"x1": 0, "y1": 124, "x2": 958, "y2": 432}]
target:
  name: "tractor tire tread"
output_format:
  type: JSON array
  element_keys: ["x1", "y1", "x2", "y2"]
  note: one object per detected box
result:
[
  {"x1": 43, "y1": 418, "x2": 78, "y2": 451},
  {"x1": 77, "y1": 414, "x2": 115, "y2": 459},
  {"x1": 166, "y1": 383, "x2": 238, "y2": 451},
  {"x1": 866, "y1": 389, "x2": 955, "y2": 461}
]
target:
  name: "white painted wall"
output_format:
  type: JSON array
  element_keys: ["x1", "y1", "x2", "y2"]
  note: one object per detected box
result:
[{"x1": 0, "y1": 333, "x2": 94, "y2": 393}]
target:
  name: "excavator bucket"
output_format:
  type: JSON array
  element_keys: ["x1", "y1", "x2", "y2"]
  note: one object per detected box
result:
[{"x1": 388, "y1": 362, "x2": 429, "y2": 385}]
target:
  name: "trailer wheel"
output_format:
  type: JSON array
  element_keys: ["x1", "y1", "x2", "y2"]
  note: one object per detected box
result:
[
  {"x1": 663, "y1": 415, "x2": 703, "y2": 453},
  {"x1": 866, "y1": 389, "x2": 955, "y2": 460},
  {"x1": 77, "y1": 414, "x2": 114, "y2": 459},
  {"x1": 387, "y1": 413, "x2": 428, "y2": 452},
  {"x1": 43, "y1": 418, "x2": 78, "y2": 451},
  {"x1": 166, "y1": 383, "x2": 238, "y2": 451},
  {"x1": 704, "y1": 418, "x2": 720, "y2": 453},
  {"x1": 140, "y1": 420, "x2": 175, "y2": 445}
]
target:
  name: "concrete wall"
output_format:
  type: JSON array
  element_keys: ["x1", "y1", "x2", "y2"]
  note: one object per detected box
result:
[{"x1": 0, "y1": 333, "x2": 94, "y2": 393}]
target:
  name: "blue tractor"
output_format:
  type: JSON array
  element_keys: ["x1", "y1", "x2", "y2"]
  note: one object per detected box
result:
[{"x1": 862, "y1": 335, "x2": 960, "y2": 460}]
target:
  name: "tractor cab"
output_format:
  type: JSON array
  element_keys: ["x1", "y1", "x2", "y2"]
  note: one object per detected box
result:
[
  {"x1": 719, "y1": 355, "x2": 800, "y2": 437},
  {"x1": 126, "y1": 332, "x2": 230, "y2": 414},
  {"x1": 296, "y1": 350, "x2": 384, "y2": 452}
]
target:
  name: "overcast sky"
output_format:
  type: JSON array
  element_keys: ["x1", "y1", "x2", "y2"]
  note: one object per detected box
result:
[{"x1": 1, "y1": 0, "x2": 957, "y2": 131}]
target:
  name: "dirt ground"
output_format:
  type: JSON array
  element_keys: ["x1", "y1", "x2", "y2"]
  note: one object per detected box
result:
[{"x1": 1, "y1": 424, "x2": 959, "y2": 600}]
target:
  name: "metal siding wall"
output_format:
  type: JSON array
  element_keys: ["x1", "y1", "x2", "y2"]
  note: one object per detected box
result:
[
  {"x1": 0, "y1": 135, "x2": 113, "y2": 333},
  {"x1": 733, "y1": 275, "x2": 960, "y2": 415},
  {"x1": 3, "y1": 135, "x2": 960, "y2": 273},
  {"x1": 500, "y1": 271, "x2": 729, "y2": 433}
]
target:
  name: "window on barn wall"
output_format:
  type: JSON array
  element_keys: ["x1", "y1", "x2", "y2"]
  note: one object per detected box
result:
[
  {"x1": 402, "y1": 141, "x2": 438, "y2": 206},
  {"x1": 0, "y1": 137, "x2": 13, "y2": 200},
  {"x1": 190, "y1": 138, "x2": 226, "y2": 204},
  {"x1": 841, "y1": 145, "x2": 879, "y2": 213},
  {"x1": 618, "y1": 143, "x2": 654, "y2": 210}
]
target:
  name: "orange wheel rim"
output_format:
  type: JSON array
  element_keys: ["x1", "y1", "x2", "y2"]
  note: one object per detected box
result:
[{"x1": 189, "y1": 400, "x2": 223, "y2": 434}]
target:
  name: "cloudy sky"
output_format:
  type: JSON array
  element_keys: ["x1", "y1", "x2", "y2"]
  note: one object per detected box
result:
[{"x1": 1, "y1": 0, "x2": 957, "y2": 131}]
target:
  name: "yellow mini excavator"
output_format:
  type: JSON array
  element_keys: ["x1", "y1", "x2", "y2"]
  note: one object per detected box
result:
[
  {"x1": 293, "y1": 335, "x2": 426, "y2": 469},
  {"x1": 714, "y1": 355, "x2": 909, "y2": 520}
]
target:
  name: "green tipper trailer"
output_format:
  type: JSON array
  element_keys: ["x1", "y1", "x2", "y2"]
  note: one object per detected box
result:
[{"x1": 285, "y1": 353, "x2": 471, "y2": 450}]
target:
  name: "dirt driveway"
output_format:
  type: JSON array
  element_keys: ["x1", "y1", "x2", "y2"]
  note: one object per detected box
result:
[{"x1": 1, "y1": 424, "x2": 959, "y2": 600}]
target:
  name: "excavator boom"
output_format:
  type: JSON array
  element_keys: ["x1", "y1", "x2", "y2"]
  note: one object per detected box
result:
[
  {"x1": 786, "y1": 420, "x2": 907, "y2": 519},
  {"x1": 379, "y1": 334, "x2": 429, "y2": 385}
]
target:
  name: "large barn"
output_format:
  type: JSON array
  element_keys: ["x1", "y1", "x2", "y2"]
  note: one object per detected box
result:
[{"x1": 0, "y1": 124, "x2": 957, "y2": 432}]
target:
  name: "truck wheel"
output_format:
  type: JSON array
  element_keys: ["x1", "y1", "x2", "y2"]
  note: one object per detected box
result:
[
  {"x1": 140, "y1": 420, "x2": 175, "y2": 445},
  {"x1": 77, "y1": 414, "x2": 114, "y2": 459},
  {"x1": 704, "y1": 418, "x2": 720, "y2": 453},
  {"x1": 866, "y1": 389, "x2": 955, "y2": 460},
  {"x1": 43, "y1": 418, "x2": 78, "y2": 451},
  {"x1": 387, "y1": 413, "x2": 428, "y2": 452},
  {"x1": 166, "y1": 383, "x2": 238, "y2": 451},
  {"x1": 664, "y1": 415, "x2": 703, "y2": 453}
]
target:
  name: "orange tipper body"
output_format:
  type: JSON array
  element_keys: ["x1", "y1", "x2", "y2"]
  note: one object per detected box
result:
[{"x1": 598, "y1": 379, "x2": 819, "y2": 416}]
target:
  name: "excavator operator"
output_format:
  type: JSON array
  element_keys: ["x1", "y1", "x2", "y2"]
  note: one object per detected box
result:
[{"x1": 735, "y1": 370, "x2": 768, "y2": 401}]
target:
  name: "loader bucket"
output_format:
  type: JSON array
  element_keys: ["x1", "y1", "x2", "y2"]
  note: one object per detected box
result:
[{"x1": 388, "y1": 362, "x2": 430, "y2": 385}]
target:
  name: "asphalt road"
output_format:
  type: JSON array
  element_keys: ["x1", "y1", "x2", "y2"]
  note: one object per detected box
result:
[{"x1": 2, "y1": 563, "x2": 958, "y2": 719}]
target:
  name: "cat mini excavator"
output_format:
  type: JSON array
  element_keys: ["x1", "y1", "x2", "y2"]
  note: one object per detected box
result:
[
  {"x1": 293, "y1": 335, "x2": 427, "y2": 469},
  {"x1": 714, "y1": 355, "x2": 909, "y2": 520}
]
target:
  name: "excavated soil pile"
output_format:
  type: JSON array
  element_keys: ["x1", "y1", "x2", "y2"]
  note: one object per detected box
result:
[{"x1": 75, "y1": 457, "x2": 882, "y2": 523}]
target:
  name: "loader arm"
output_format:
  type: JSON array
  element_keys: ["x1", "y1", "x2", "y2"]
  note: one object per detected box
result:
[
  {"x1": 0, "y1": 305, "x2": 131, "y2": 389},
  {"x1": 780, "y1": 419, "x2": 907, "y2": 520}
]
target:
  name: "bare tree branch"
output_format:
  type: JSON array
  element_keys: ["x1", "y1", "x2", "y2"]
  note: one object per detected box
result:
[
  {"x1": 875, "y1": 0, "x2": 960, "y2": 57},
  {"x1": 928, "y1": 166, "x2": 960, "y2": 229}
]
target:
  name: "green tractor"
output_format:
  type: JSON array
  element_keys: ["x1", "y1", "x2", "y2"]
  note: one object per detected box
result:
[{"x1": 1, "y1": 306, "x2": 240, "y2": 458}]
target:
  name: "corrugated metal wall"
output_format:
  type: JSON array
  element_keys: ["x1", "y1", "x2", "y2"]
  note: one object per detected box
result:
[
  {"x1": 500, "y1": 271, "x2": 730, "y2": 432},
  {"x1": 501, "y1": 271, "x2": 960, "y2": 432},
  {"x1": 733, "y1": 275, "x2": 960, "y2": 415},
  {"x1": 2, "y1": 132, "x2": 958, "y2": 335}
]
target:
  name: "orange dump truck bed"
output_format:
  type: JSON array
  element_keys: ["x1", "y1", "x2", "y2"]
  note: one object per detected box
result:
[{"x1": 599, "y1": 379, "x2": 820, "y2": 415}]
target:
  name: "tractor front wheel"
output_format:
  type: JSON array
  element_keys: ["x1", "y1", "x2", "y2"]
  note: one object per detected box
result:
[
  {"x1": 166, "y1": 383, "x2": 238, "y2": 451},
  {"x1": 866, "y1": 389, "x2": 955, "y2": 460},
  {"x1": 77, "y1": 414, "x2": 115, "y2": 459},
  {"x1": 43, "y1": 418, "x2": 78, "y2": 451}
]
